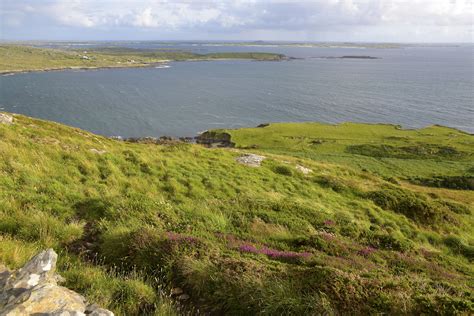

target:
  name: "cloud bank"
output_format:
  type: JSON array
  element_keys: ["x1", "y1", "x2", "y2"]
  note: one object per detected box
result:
[{"x1": 1, "y1": 0, "x2": 472, "y2": 42}]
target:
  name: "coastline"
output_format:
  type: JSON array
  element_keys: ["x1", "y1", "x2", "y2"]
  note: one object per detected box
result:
[
  {"x1": 0, "y1": 57, "x2": 290, "y2": 76},
  {"x1": 0, "y1": 62, "x2": 165, "y2": 76}
]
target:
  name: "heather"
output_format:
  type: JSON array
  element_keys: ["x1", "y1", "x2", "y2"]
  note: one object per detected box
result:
[{"x1": 0, "y1": 114, "x2": 473, "y2": 315}]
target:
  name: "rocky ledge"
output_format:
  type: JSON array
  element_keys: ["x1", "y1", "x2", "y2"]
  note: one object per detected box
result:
[
  {"x1": 0, "y1": 113, "x2": 13, "y2": 125},
  {"x1": 0, "y1": 249, "x2": 113, "y2": 316}
]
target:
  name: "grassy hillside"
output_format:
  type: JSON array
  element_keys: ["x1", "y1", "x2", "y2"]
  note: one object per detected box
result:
[
  {"x1": 218, "y1": 122, "x2": 474, "y2": 179},
  {"x1": 0, "y1": 45, "x2": 286, "y2": 73},
  {"x1": 0, "y1": 114, "x2": 473, "y2": 315}
]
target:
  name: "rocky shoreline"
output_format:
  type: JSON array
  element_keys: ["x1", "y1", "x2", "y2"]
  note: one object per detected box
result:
[{"x1": 114, "y1": 128, "x2": 240, "y2": 148}]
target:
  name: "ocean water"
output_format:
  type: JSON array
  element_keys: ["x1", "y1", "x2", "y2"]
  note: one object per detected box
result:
[{"x1": 1, "y1": 42, "x2": 473, "y2": 137}]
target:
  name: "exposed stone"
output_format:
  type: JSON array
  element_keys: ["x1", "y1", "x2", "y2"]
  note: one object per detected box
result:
[
  {"x1": 236, "y1": 154, "x2": 266, "y2": 167},
  {"x1": 296, "y1": 165, "x2": 312, "y2": 175},
  {"x1": 2, "y1": 283, "x2": 86, "y2": 315},
  {"x1": 178, "y1": 137, "x2": 195, "y2": 143},
  {"x1": 123, "y1": 136, "x2": 182, "y2": 145},
  {"x1": 86, "y1": 304, "x2": 114, "y2": 316},
  {"x1": 0, "y1": 266, "x2": 10, "y2": 290},
  {"x1": 0, "y1": 114, "x2": 13, "y2": 125},
  {"x1": 196, "y1": 131, "x2": 234, "y2": 148},
  {"x1": 0, "y1": 249, "x2": 113, "y2": 316},
  {"x1": 89, "y1": 149, "x2": 107, "y2": 155}
]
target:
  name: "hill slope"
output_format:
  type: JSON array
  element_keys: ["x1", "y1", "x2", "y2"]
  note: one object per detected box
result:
[{"x1": 0, "y1": 114, "x2": 473, "y2": 315}]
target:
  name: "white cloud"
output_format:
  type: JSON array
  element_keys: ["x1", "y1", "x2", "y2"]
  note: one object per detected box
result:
[
  {"x1": 1, "y1": 0, "x2": 472, "y2": 41},
  {"x1": 132, "y1": 4, "x2": 222, "y2": 28}
]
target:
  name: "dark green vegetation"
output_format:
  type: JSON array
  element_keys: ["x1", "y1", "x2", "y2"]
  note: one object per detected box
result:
[
  {"x1": 1, "y1": 115, "x2": 473, "y2": 315},
  {"x1": 0, "y1": 45, "x2": 286, "y2": 74}
]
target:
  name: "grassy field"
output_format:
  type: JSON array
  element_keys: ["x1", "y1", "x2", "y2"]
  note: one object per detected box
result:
[
  {"x1": 0, "y1": 45, "x2": 286, "y2": 73},
  {"x1": 0, "y1": 114, "x2": 473, "y2": 315},
  {"x1": 215, "y1": 122, "x2": 474, "y2": 179}
]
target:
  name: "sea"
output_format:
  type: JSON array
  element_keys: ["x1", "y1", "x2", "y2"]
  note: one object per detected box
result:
[{"x1": 1, "y1": 41, "x2": 472, "y2": 137}]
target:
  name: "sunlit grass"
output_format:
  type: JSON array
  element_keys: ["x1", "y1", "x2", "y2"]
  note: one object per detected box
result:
[{"x1": 0, "y1": 113, "x2": 472, "y2": 314}]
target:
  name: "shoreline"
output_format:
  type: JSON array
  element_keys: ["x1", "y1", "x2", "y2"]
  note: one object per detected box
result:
[
  {"x1": 0, "y1": 57, "x2": 290, "y2": 76},
  {"x1": 3, "y1": 111, "x2": 470, "y2": 141}
]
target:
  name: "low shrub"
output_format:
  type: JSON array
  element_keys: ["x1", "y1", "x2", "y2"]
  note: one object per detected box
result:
[
  {"x1": 409, "y1": 176, "x2": 474, "y2": 190},
  {"x1": 443, "y1": 236, "x2": 474, "y2": 261},
  {"x1": 313, "y1": 175, "x2": 348, "y2": 193},
  {"x1": 346, "y1": 144, "x2": 466, "y2": 160},
  {"x1": 366, "y1": 188, "x2": 446, "y2": 225},
  {"x1": 364, "y1": 230, "x2": 412, "y2": 252},
  {"x1": 272, "y1": 164, "x2": 293, "y2": 176}
]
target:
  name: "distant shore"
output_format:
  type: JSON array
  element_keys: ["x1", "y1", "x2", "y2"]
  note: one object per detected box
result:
[{"x1": 0, "y1": 44, "x2": 288, "y2": 75}]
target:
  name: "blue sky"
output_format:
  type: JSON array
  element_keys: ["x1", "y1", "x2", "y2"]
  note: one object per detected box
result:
[{"x1": 1, "y1": 0, "x2": 472, "y2": 42}]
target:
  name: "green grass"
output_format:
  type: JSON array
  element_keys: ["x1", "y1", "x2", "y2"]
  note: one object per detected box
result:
[
  {"x1": 217, "y1": 122, "x2": 474, "y2": 179},
  {"x1": 0, "y1": 114, "x2": 473, "y2": 315},
  {"x1": 0, "y1": 45, "x2": 285, "y2": 73}
]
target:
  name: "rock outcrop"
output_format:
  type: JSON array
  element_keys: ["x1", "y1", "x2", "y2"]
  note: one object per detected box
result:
[
  {"x1": 296, "y1": 165, "x2": 312, "y2": 175},
  {"x1": 0, "y1": 113, "x2": 13, "y2": 125},
  {"x1": 0, "y1": 249, "x2": 113, "y2": 316},
  {"x1": 236, "y1": 154, "x2": 266, "y2": 167},
  {"x1": 196, "y1": 131, "x2": 234, "y2": 148}
]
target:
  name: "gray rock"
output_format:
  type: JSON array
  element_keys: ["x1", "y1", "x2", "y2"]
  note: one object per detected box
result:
[
  {"x1": 296, "y1": 165, "x2": 312, "y2": 175},
  {"x1": 236, "y1": 154, "x2": 266, "y2": 167},
  {"x1": 86, "y1": 304, "x2": 114, "y2": 316},
  {"x1": 0, "y1": 114, "x2": 13, "y2": 125},
  {"x1": 0, "y1": 249, "x2": 113, "y2": 316},
  {"x1": 0, "y1": 266, "x2": 10, "y2": 290},
  {"x1": 3, "y1": 249, "x2": 58, "y2": 295}
]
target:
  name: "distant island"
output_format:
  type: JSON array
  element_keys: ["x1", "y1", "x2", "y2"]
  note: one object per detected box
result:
[
  {"x1": 312, "y1": 55, "x2": 381, "y2": 59},
  {"x1": 0, "y1": 45, "x2": 287, "y2": 74},
  {"x1": 339, "y1": 55, "x2": 380, "y2": 59}
]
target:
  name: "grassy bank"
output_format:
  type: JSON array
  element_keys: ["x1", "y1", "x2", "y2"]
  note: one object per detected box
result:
[
  {"x1": 0, "y1": 45, "x2": 286, "y2": 74},
  {"x1": 0, "y1": 114, "x2": 473, "y2": 315},
  {"x1": 218, "y1": 122, "x2": 474, "y2": 179}
]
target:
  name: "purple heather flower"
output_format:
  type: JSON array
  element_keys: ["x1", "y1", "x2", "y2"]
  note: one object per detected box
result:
[
  {"x1": 324, "y1": 220, "x2": 336, "y2": 226},
  {"x1": 358, "y1": 246, "x2": 376, "y2": 257},
  {"x1": 239, "y1": 244, "x2": 259, "y2": 254},
  {"x1": 239, "y1": 244, "x2": 311, "y2": 260}
]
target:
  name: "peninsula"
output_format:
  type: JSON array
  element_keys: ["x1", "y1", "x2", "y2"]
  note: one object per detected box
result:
[{"x1": 0, "y1": 45, "x2": 287, "y2": 74}]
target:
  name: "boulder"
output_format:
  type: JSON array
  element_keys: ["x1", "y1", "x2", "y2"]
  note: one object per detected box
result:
[
  {"x1": 196, "y1": 131, "x2": 234, "y2": 148},
  {"x1": 0, "y1": 114, "x2": 13, "y2": 125},
  {"x1": 0, "y1": 249, "x2": 113, "y2": 316},
  {"x1": 296, "y1": 165, "x2": 312, "y2": 175},
  {"x1": 236, "y1": 154, "x2": 266, "y2": 167}
]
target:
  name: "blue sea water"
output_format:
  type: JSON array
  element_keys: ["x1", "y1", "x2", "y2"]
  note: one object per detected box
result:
[{"x1": 0, "y1": 42, "x2": 472, "y2": 136}]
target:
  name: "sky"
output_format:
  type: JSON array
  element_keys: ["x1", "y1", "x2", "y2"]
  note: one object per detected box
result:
[{"x1": 1, "y1": 0, "x2": 472, "y2": 43}]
